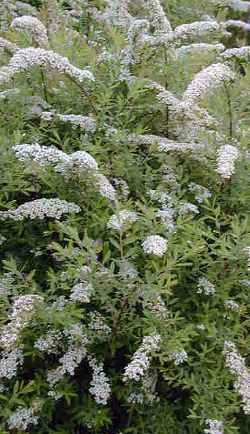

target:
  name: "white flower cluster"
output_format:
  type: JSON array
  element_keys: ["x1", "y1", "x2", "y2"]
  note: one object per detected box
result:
[
  {"x1": 204, "y1": 418, "x2": 224, "y2": 434},
  {"x1": 119, "y1": 260, "x2": 138, "y2": 280},
  {"x1": 188, "y1": 183, "x2": 212, "y2": 203},
  {"x1": 0, "y1": 47, "x2": 94, "y2": 85},
  {"x1": 40, "y1": 112, "x2": 97, "y2": 133},
  {"x1": 11, "y1": 15, "x2": 49, "y2": 47},
  {"x1": 243, "y1": 246, "x2": 250, "y2": 270},
  {"x1": 34, "y1": 331, "x2": 62, "y2": 354},
  {"x1": 0, "y1": 37, "x2": 19, "y2": 54},
  {"x1": 216, "y1": 145, "x2": 240, "y2": 180},
  {"x1": 107, "y1": 210, "x2": 138, "y2": 231},
  {"x1": 0, "y1": 198, "x2": 81, "y2": 221},
  {"x1": 182, "y1": 63, "x2": 235, "y2": 107},
  {"x1": 220, "y1": 46, "x2": 250, "y2": 61},
  {"x1": 179, "y1": 202, "x2": 199, "y2": 215},
  {"x1": 224, "y1": 299, "x2": 239, "y2": 311},
  {"x1": 197, "y1": 277, "x2": 216, "y2": 295},
  {"x1": 88, "y1": 356, "x2": 111, "y2": 405},
  {"x1": 128, "y1": 133, "x2": 204, "y2": 153},
  {"x1": 89, "y1": 312, "x2": 112, "y2": 337},
  {"x1": 0, "y1": 294, "x2": 44, "y2": 350},
  {"x1": 155, "y1": 208, "x2": 176, "y2": 233},
  {"x1": 170, "y1": 350, "x2": 188, "y2": 366},
  {"x1": 7, "y1": 407, "x2": 39, "y2": 432},
  {"x1": 143, "y1": 0, "x2": 172, "y2": 34},
  {"x1": 142, "y1": 235, "x2": 168, "y2": 257},
  {"x1": 47, "y1": 327, "x2": 88, "y2": 389},
  {"x1": 0, "y1": 348, "x2": 23, "y2": 379},
  {"x1": 223, "y1": 20, "x2": 250, "y2": 32},
  {"x1": 123, "y1": 334, "x2": 161, "y2": 382},
  {"x1": 13, "y1": 143, "x2": 116, "y2": 201},
  {"x1": 175, "y1": 43, "x2": 225, "y2": 59},
  {"x1": 69, "y1": 282, "x2": 92, "y2": 303},
  {"x1": 223, "y1": 341, "x2": 250, "y2": 414}
]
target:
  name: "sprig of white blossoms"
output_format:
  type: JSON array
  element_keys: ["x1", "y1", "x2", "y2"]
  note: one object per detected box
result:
[
  {"x1": 223, "y1": 341, "x2": 250, "y2": 414},
  {"x1": 204, "y1": 419, "x2": 224, "y2": 434},
  {"x1": 175, "y1": 43, "x2": 225, "y2": 59},
  {"x1": 88, "y1": 356, "x2": 111, "y2": 405},
  {"x1": 224, "y1": 299, "x2": 239, "y2": 311},
  {"x1": 0, "y1": 37, "x2": 19, "y2": 54},
  {"x1": 170, "y1": 350, "x2": 188, "y2": 366},
  {"x1": 107, "y1": 210, "x2": 138, "y2": 231},
  {"x1": 188, "y1": 183, "x2": 212, "y2": 203},
  {"x1": 0, "y1": 198, "x2": 81, "y2": 221},
  {"x1": 197, "y1": 277, "x2": 216, "y2": 295},
  {"x1": 0, "y1": 294, "x2": 44, "y2": 351},
  {"x1": 182, "y1": 63, "x2": 235, "y2": 107},
  {"x1": 123, "y1": 334, "x2": 161, "y2": 382},
  {"x1": 128, "y1": 134, "x2": 204, "y2": 153},
  {"x1": 142, "y1": 235, "x2": 168, "y2": 257},
  {"x1": 220, "y1": 46, "x2": 250, "y2": 61},
  {"x1": 223, "y1": 20, "x2": 250, "y2": 32},
  {"x1": 11, "y1": 15, "x2": 49, "y2": 47},
  {"x1": 13, "y1": 144, "x2": 116, "y2": 201},
  {"x1": 40, "y1": 112, "x2": 97, "y2": 133},
  {"x1": 69, "y1": 282, "x2": 92, "y2": 303},
  {"x1": 143, "y1": 0, "x2": 172, "y2": 34},
  {"x1": 0, "y1": 348, "x2": 23, "y2": 379},
  {"x1": 47, "y1": 325, "x2": 88, "y2": 388},
  {"x1": 216, "y1": 145, "x2": 240, "y2": 180},
  {"x1": 0, "y1": 47, "x2": 94, "y2": 86},
  {"x1": 89, "y1": 311, "x2": 112, "y2": 337},
  {"x1": 7, "y1": 407, "x2": 39, "y2": 432}
]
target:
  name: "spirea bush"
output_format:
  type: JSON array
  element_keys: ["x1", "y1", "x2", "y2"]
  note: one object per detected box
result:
[{"x1": 1, "y1": 0, "x2": 250, "y2": 433}]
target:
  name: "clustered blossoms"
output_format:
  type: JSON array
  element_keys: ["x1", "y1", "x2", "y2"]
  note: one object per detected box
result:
[
  {"x1": 216, "y1": 145, "x2": 240, "y2": 180},
  {"x1": 197, "y1": 277, "x2": 216, "y2": 295},
  {"x1": 0, "y1": 198, "x2": 81, "y2": 221},
  {"x1": 0, "y1": 348, "x2": 23, "y2": 380},
  {"x1": 224, "y1": 299, "x2": 239, "y2": 311},
  {"x1": 88, "y1": 356, "x2": 111, "y2": 405},
  {"x1": 11, "y1": 15, "x2": 49, "y2": 47},
  {"x1": 0, "y1": 48, "x2": 94, "y2": 86},
  {"x1": 223, "y1": 341, "x2": 250, "y2": 414},
  {"x1": 170, "y1": 350, "x2": 188, "y2": 366},
  {"x1": 188, "y1": 183, "x2": 212, "y2": 203},
  {"x1": 123, "y1": 334, "x2": 161, "y2": 382},
  {"x1": 69, "y1": 282, "x2": 92, "y2": 303},
  {"x1": 13, "y1": 143, "x2": 116, "y2": 201},
  {"x1": 107, "y1": 210, "x2": 138, "y2": 231},
  {"x1": 0, "y1": 36, "x2": 19, "y2": 54},
  {"x1": 182, "y1": 63, "x2": 235, "y2": 107},
  {"x1": 40, "y1": 112, "x2": 97, "y2": 133},
  {"x1": 0, "y1": 294, "x2": 44, "y2": 350},
  {"x1": 7, "y1": 407, "x2": 39, "y2": 432},
  {"x1": 142, "y1": 235, "x2": 168, "y2": 257},
  {"x1": 204, "y1": 418, "x2": 224, "y2": 434}
]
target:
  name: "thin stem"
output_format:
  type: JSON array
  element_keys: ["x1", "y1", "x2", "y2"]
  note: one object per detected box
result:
[
  {"x1": 224, "y1": 83, "x2": 233, "y2": 139},
  {"x1": 40, "y1": 68, "x2": 49, "y2": 103}
]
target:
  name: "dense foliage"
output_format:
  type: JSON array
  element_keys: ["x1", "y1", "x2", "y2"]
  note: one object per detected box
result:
[{"x1": 1, "y1": 0, "x2": 250, "y2": 433}]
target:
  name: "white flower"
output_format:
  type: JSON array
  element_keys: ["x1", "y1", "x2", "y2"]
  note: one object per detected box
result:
[
  {"x1": 197, "y1": 277, "x2": 216, "y2": 295},
  {"x1": 205, "y1": 418, "x2": 224, "y2": 434},
  {"x1": 224, "y1": 299, "x2": 239, "y2": 311},
  {"x1": 2, "y1": 47, "x2": 94, "y2": 85},
  {"x1": 11, "y1": 15, "x2": 48, "y2": 47},
  {"x1": 88, "y1": 356, "x2": 111, "y2": 405},
  {"x1": 0, "y1": 348, "x2": 23, "y2": 379},
  {"x1": 223, "y1": 341, "x2": 250, "y2": 414},
  {"x1": 8, "y1": 407, "x2": 38, "y2": 431},
  {"x1": 0, "y1": 198, "x2": 81, "y2": 221},
  {"x1": 0, "y1": 37, "x2": 19, "y2": 54},
  {"x1": 123, "y1": 334, "x2": 161, "y2": 382},
  {"x1": 142, "y1": 235, "x2": 168, "y2": 257},
  {"x1": 182, "y1": 63, "x2": 235, "y2": 107},
  {"x1": 69, "y1": 282, "x2": 92, "y2": 303},
  {"x1": 107, "y1": 210, "x2": 138, "y2": 231},
  {"x1": 216, "y1": 145, "x2": 240, "y2": 180},
  {"x1": 170, "y1": 350, "x2": 188, "y2": 365}
]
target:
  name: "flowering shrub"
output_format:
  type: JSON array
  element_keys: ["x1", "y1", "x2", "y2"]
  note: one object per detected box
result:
[{"x1": 1, "y1": 0, "x2": 250, "y2": 433}]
